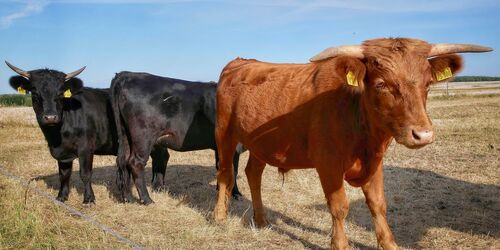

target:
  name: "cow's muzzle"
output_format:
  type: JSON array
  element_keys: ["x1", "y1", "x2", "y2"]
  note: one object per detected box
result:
[
  {"x1": 396, "y1": 127, "x2": 435, "y2": 149},
  {"x1": 42, "y1": 114, "x2": 60, "y2": 125}
]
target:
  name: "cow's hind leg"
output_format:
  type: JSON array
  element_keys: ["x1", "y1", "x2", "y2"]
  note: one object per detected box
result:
[
  {"x1": 128, "y1": 141, "x2": 155, "y2": 205},
  {"x1": 213, "y1": 133, "x2": 237, "y2": 223},
  {"x1": 151, "y1": 146, "x2": 169, "y2": 192},
  {"x1": 245, "y1": 153, "x2": 267, "y2": 227},
  {"x1": 361, "y1": 166, "x2": 398, "y2": 250},
  {"x1": 317, "y1": 166, "x2": 350, "y2": 250},
  {"x1": 79, "y1": 151, "x2": 95, "y2": 205},
  {"x1": 56, "y1": 161, "x2": 73, "y2": 202}
]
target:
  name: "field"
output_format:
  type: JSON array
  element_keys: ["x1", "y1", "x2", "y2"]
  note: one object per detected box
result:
[{"x1": 0, "y1": 93, "x2": 499, "y2": 249}]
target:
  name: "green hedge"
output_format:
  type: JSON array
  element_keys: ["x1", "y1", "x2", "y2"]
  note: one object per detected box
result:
[
  {"x1": 452, "y1": 76, "x2": 500, "y2": 82},
  {"x1": 0, "y1": 94, "x2": 32, "y2": 107}
]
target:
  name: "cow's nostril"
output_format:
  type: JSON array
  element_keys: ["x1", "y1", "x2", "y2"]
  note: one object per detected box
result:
[
  {"x1": 412, "y1": 129, "x2": 433, "y2": 143},
  {"x1": 412, "y1": 130, "x2": 421, "y2": 140}
]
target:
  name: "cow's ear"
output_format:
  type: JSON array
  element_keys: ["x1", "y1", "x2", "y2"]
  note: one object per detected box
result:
[
  {"x1": 335, "y1": 56, "x2": 366, "y2": 93},
  {"x1": 9, "y1": 76, "x2": 32, "y2": 93},
  {"x1": 64, "y1": 77, "x2": 84, "y2": 94},
  {"x1": 429, "y1": 54, "x2": 463, "y2": 83}
]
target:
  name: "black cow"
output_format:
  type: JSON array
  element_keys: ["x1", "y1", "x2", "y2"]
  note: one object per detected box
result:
[
  {"x1": 5, "y1": 62, "x2": 168, "y2": 204},
  {"x1": 111, "y1": 71, "x2": 243, "y2": 205}
]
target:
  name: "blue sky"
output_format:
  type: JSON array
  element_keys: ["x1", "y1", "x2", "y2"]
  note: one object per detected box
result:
[{"x1": 1, "y1": 0, "x2": 499, "y2": 93}]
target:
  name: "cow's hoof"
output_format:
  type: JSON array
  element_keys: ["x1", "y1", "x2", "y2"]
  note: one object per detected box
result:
[
  {"x1": 122, "y1": 193, "x2": 134, "y2": 203},
  {"x1": 214, "y1": 207, "x2": 227, "y2": 224},
  {"x1": 231, "y1": 192, "x2": 243, "y2": 201},
  {"x1": 251, "y1": 216, "x2": 269, "y2": 229},
  {"x1": 380, "y1": 240, "x2": 399, "y2": 250},
  {"x1": 141, "y1": 197, "x2": 154, "y2": 205},
  {"x1": 55, "y1": 195, "x2": 67, "y2": 203}
]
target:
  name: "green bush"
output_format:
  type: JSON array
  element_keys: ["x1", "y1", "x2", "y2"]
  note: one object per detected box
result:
[
  {"x1": 452, "y1": 76, "x2": 500, "y2": 82},
  {"x1": 0, "y1": 94, "x2": 32, "y2": 107}
]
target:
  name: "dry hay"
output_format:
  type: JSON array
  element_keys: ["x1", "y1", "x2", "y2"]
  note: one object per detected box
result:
[{"x1": 0, "y1": 95, "x2": 498, "y2": 249}]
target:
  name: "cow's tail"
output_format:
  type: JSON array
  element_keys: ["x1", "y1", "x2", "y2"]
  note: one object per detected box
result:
[{"x1": 110, "y1": 73, "x2": 132, "y2": 195}]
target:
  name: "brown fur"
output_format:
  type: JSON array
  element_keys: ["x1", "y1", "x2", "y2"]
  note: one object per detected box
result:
[{"x1": 213, "y1": 38, "x2": 466, "y2": 249}]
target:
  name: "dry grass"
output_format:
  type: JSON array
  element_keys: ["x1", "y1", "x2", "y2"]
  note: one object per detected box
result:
[{"x1": 0, "y1": 95, "x2": 498, "y2": 249}]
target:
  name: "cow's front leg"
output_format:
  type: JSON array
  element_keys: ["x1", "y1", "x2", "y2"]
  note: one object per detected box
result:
[
  {"x1": 361, "y1": 163, "x2": 398, "y2": 250},
  {"x1": 151, "y1": 146, "x2": 169, "y2": 192},
  {"x1": 231, "y1": 152, "x2": 243, "y2": 200},
  {"x1": 78, "y1": 151, "x2": 95, "y2": 205},
  {"x1": 56, "y1": 161, "x2": 73, "y2": 202},
  {"x1": 213, "y1": 134, "x2": 237, "y2": 223},
  {"x1": 317, "y1": 166, "x2": 350, "y2": 250}
]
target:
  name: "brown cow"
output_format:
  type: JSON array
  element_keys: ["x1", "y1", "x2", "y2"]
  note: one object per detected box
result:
[{"x1": 213, "y1": 38, "x2": 492, "y2": 249}]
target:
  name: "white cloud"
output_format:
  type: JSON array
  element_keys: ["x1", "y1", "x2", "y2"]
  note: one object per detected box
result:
[{"x1": 1, "y1": 0, "x2": 49, "y2": 28}]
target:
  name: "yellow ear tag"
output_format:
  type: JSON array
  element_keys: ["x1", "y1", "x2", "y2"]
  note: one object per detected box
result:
[
  {"x1": 63, "y1": 89, "x2": 72, "y2": 98},
  {"x1": 436, "y1": 67, "x2": 453, "y2": 81},
  {"x1": 346, "y1": 71, "x2": 359, "y2": 87},
  {"x1": 17, "y1": 86, "x2": 26, "y2": 95}
]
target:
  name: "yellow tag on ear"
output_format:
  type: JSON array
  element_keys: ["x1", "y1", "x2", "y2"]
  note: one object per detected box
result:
[
  {"x1": 436, "y1": 67, "x2": 453, "y2": 81},
  {"x1": 17, "y1": 86, "x2": 26, "y2": 95},
  {"x1": 63, "y1": 89, "x2": 72, "y2": 98},
  {"x1": 346, "y1": 71, "x2": 359, "y2": 87}
]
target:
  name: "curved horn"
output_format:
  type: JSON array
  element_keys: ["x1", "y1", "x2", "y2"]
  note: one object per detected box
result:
[
  {"x1": 310, "y1": 45, "x2": 364, "y2": 62},
  {"x1": 65, "y1": 66, "x2": 86, "y2": 81},
  {"x1": 5, "y1": 61, "x2": 30, "y2": 79},
  {"x1": 429, "y1": 44, "x2": 493, "y2": 57}
]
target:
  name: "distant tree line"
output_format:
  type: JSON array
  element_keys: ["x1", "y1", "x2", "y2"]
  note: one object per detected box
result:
[
  {"x1": 451, "y1": 76, "x2": 500, "y2": 82},
  {"x1": 0, "y1": 94, "x2": 32, "y2": 107}
]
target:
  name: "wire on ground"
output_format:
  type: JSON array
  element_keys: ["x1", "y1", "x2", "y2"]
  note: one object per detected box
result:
[{"x1": 0, "y1": 165, "x2": 145, "y2": 250}]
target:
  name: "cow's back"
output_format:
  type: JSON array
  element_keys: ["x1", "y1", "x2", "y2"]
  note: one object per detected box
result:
[
  {"x1": 111, "y1": 71, "x2": 218, "y2": 151},
  {"x1": 218, "y1": 59, "x2": 317, "y2": 167}
]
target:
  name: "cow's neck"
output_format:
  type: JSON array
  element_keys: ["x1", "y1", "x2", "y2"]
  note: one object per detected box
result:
[
  {"x1": 324, "y1": 91, "x2": 392, "y2": 186},
  {"x1": 357, "y1": 94, "x2": 393, "y2": 158},
  {"x1": 329, "y1": 90, "x2": 392, "y2": 156},
  {"x1": 39, "y1": 122, "x2": 63, "y2": 148}
]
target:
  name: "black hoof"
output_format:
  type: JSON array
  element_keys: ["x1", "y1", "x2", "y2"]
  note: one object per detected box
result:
[
  {"x1": 56, "y1": 196, "x2": 67, "y2": 202},
  {"x1": 141, "y1": 197, "x2": 154, "y2": 205},
  {"x1": 232, "y1": 190, "x2": 243, "y2": 200},
  {"x1": 122, "y1": 193, "x2": 134, "y2": 203}
]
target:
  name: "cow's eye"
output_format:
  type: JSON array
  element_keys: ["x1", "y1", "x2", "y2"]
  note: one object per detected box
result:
[{"x1": 374, "y1": 80, "x2": 388, "y2": 91}]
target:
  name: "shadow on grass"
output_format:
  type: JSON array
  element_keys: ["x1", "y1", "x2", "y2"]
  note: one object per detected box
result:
[
  {"x1": 39, "y1": 164, "x2": 331, "y2": 249},
  {"x1": 39, "y1": 164, "x2": 499, "y2": 249},
  {"x1": 346, "y1": 165, "x2": 499, "y2": 249}
]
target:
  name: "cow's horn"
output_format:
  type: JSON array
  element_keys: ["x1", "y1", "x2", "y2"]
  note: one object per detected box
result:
[
  {"x1": 429, "y1": 44, "x2": 493, "y2": 57},
  {"x1": 5, "y1": 61, "x2": 30, "y2": 79},
  {"x1": 310, "y1": 45, "x2": 364, "y2": 62},
  {"x1": 65, "y1": 66, "x2": 86, "y2": 81}
]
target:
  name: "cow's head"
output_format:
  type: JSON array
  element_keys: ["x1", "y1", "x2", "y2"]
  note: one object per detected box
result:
[
  {"x1": 6, "y1": 61, "x2": 85, "y2": 126},
  {"x1": 311, "y1": 38, "x2": 492, "y2": 149}
]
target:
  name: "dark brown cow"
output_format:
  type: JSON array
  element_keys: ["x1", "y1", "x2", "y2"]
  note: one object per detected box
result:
[{"x1": 213, "y1": 38, "x2": 492, "y2": 249}]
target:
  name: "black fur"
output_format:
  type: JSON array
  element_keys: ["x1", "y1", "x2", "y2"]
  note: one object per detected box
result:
[
  {"x1": 8, "y1": 69, "x2": 166, "y2": 204},
  {"x1": 111, "y1": 71, "x2": 243, "y2": 204}
]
